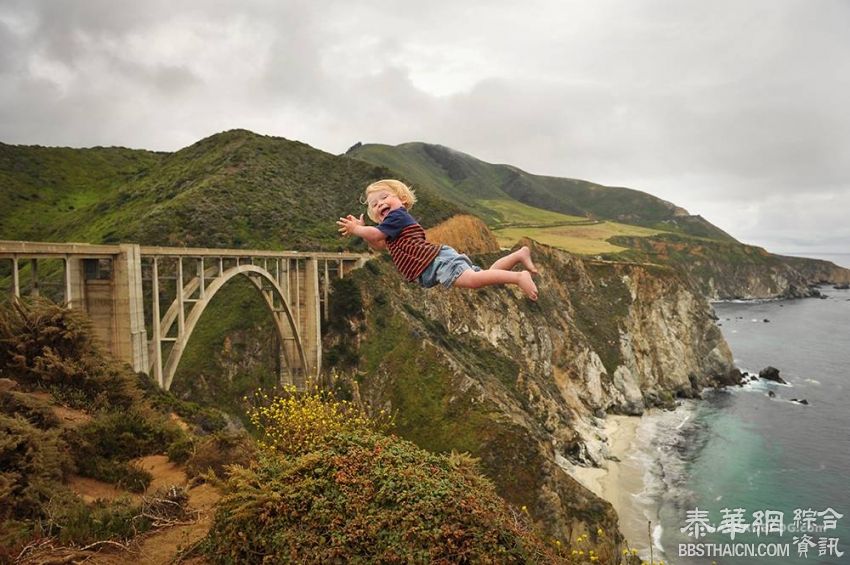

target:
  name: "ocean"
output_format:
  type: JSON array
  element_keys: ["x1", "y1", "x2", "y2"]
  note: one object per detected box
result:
[{"x1": 627, "y1": 286, "x2": 850, "y2": 565}]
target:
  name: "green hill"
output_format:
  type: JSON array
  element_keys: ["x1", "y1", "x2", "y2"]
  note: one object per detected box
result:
[
  {"x1": 1, "y1": 130, "x2": 459, "y2": 250},
  {"x1": 0, "y1": 143, "x2": 163, "y2": 241},
  {"x1": 346, "y1": 141, "x2": 736, "y2": 241}
]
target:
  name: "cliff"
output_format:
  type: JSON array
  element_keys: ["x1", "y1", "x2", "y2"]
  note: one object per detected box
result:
[
  {"x1": 324, "y1": 240, "x2": 737, "y2": 551},
  {"x1": 609, "y1": 234, "x2": 850, "y2": 300}
]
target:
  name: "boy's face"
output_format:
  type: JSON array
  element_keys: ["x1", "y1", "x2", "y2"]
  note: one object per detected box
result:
[{"x1": 366, "y1": 190, "x2": 404, "y2": 222}]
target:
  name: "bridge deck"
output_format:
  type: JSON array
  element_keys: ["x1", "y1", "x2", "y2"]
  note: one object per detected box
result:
[{"x1": 0, "y1": 240, "x2": 366, "y2": 261}]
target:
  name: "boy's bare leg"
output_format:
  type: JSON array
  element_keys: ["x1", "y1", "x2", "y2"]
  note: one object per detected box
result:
[
  {"x1": 454, "y1": 268, "x2": 538, "y2": 300},
  {"x1": 489, "y1": 245, "x2": 539, "y2": 274}
]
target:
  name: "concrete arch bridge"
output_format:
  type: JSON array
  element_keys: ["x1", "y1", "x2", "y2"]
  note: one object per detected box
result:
[{"x1": 0, "y1": 241, "x2": 368, "y2": 390}]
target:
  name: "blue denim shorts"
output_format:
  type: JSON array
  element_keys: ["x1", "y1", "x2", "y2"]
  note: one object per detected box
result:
[{"x1": 418, "y1": 245, "x2": 482, "y2": 289}]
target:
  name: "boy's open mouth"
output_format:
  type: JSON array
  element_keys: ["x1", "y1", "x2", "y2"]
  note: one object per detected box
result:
[{"x1": 378, "y1": 205, "x2": 390, "y2": 219}]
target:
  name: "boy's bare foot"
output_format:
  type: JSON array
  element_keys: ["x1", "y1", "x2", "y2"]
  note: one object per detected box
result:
[
  {"x1": 518, "y1": 271, "x2": 538, "y2": 301},
  {"x1": 518, "y1": 246, "x2": 539, "y2": 275}
]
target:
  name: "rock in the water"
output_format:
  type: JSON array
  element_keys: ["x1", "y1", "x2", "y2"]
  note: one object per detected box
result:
[
  {"x1": 768, "y1": 391, "x2": 776, "y2": 398},
  {"x1": 763, "y1": 319, "x2": 770, "y2": 323},
  {"x1": 791, "y1": 398, "x2": 809, "y2": 405},
  {"x1": 834, "y1": 283, "x2": 850, "y2": 290},
  {"x1": 759, "y1": 366, "x2": 787, "y2": 384},
  {"x1": 715, "y1": 368, "x2": 744, "y2": 387}
]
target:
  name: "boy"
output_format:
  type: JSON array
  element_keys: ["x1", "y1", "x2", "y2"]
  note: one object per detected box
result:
[{"x1": 337, "y1": 179, "x2": 538, "y2": 300}]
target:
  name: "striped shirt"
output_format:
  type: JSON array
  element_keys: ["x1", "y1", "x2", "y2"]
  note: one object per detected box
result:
[{"x1": 377, "y1": 208, "x2": 440, "y2": 282}]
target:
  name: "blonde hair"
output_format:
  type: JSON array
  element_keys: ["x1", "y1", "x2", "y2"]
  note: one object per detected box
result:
[{"x1": 363, "y1": 179, "x2": 417, "y2": 222}]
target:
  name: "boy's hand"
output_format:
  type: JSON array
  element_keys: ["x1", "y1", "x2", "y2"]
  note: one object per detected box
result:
[{"x1": 337, "y1": 214, "x2": 365, "y2": 237}]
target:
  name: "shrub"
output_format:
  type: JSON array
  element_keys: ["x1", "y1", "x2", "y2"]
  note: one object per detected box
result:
[
  {"x1": 0, "y1": 389, "x2": 60, "y2": 428},
  {"x1": 66, "y1": 406, "x2": 185, "y2": 490},
  {"x1": 0, "y1": 298, "x2": 140, "y2": 410},
  {"x1": 136, "y1": 372, "x2": 228, "y2": 433},
  {"x1": 72, "y1": 457, "x2": 153, "y2": 493},
  {"x1": 71, "y1": 407, "x2": 183, "y2": 460},
  {"x1": 43, "y1": 490, "x2": 153, "y2": 545},
  {"x1": 205, "y1": 430, "x2": 558, "y2": 564},
  {"x1": 186, "y1": 430, "x2": 256, "y2": 480},
  {"x1": 167, "y1": 434, "x2": 195, "y2": 464},
  {"x1": 0, "y1": 413, "x2": 74, "y2": 522},
  {"x1": 205, "y1": 388, "x2": 557, "y2": 563}
]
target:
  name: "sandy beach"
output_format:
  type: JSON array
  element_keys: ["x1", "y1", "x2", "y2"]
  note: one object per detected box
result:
[{"x1": 569, "y1": 415, "x2": 652, "y2": 552}]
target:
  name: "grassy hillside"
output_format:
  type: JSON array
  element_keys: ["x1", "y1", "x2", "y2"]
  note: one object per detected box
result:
[
  {"x1": 347, "y1": 141, "x2": 736, "y2": 241},
  {"x1": 2, "y1": 130, "x2": 460, "y2": 250},
  {"x1": 0, "y1": 143, "x2": 163, "y2": 240}
]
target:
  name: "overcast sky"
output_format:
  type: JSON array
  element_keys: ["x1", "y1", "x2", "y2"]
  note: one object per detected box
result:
[{"x1": 2, "y1": 0, "x2": 849, "y2": 254}]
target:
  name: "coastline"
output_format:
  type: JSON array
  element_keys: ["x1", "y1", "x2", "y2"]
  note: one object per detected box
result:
[{"x1": 569, "y1": 414, "x2": 656, "y2": 554}]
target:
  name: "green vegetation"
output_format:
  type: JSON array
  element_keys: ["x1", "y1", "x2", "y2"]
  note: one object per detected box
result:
[
  {"x1": 205, "y1": 386, "x2": 559, "y2": 564},
  {"x1": 0, "y1": 298, "x2": 208, "y2": 555},
  {"x1": 170, "y1": 276, "x2": 280, "y2": 422},
  {"x1": 494, "y1": 221, "x2": 663, "y2": 255},
  {"x1": 0, "y1": 298, "x2": 140, "y2": 411},
  {"x1": 1, "y1": 130, "x2": 460, "y2": 250},
  {"x1": 69, "y1": 407, "x2": 183, "y2": 491},
  {"x1": 479, "y1": 198, "x2": 588, "y2": 226},
  {"x1": 347, "y1": 141, "x2": 736, "y2": 241},
  {"x1": 327, "y1": 261, "x2": 549, "y2": 508},
  {"x1": 0, "y1": 142, "x2": 162, "y2": 241}
]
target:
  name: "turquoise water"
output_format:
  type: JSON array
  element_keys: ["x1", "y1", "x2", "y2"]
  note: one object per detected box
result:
[{"x1": 648, "y1": 287, "x2": 850, "y2": 564}]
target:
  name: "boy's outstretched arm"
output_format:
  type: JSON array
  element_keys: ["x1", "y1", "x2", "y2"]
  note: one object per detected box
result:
[{"x1": 337, "y1": 214, "x2": 387, "y2": 250}]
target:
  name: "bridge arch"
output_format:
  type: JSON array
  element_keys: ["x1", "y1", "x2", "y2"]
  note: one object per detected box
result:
[{"x1": 157, "y1": 264, "x2": 307, "y2": 391}]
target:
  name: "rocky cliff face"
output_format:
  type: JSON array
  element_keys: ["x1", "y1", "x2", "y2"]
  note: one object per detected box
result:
[
  {"x1": 610, "y1": 235, "x2": 850, "y2": 300},
  {"x1": 324, "y1": 240, "x2": 736, "y2": 552},
  {"x1": 696, "y1": 256, "x2": 850, "y2": 300}
]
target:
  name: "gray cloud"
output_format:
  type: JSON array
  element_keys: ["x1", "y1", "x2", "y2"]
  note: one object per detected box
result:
[{"x1": 1, "y1": 0, "x2": 849, "y2": 252}]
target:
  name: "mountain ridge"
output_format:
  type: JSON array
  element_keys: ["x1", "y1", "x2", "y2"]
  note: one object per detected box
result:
[
  {"x1": 347, "y1": 140, "x2": 737, "y2": 241},
  {"x1": 1, "y1": 130, "x2": 460, "y2": 250}
]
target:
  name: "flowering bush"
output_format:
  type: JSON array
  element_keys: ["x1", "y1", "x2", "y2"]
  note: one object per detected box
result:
[
  {"x1": 204, "y1": 428, "x2": 559, "y2": 564},
  {"x1": 246, "y1": 384, "x2": 393, "y2": 457}
]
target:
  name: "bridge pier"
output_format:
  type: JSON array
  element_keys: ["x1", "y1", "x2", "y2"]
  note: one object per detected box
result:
[
  {"x1": 304, "y1": 258, "x2": 322, "y2": 378},
  {"x1": 0, "y1": 242, "x2": 150, "y2": 373}
]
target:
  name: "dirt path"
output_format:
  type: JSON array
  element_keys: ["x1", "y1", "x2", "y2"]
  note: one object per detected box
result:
[
  {"x1": 88, "y1": 483, "x2": 221, "y2": 564},
  {"x1": 13, "y1": 394, "x2": 221, "y2": 564},
  {"x1": 48, "y1": 450, "x2": 219, "y2": 563}
]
